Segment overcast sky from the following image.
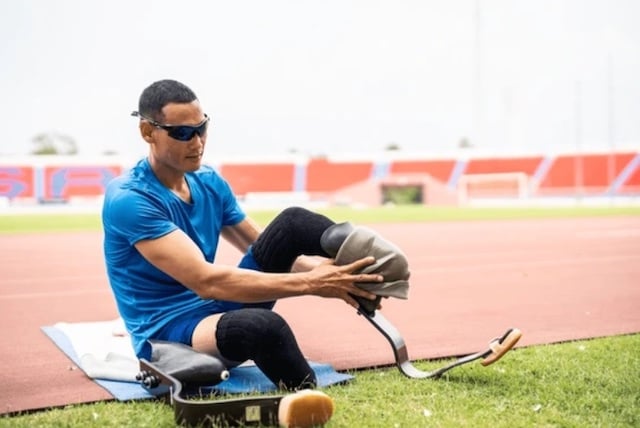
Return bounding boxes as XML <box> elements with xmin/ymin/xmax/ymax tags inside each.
<box><xmin>1</xmin><ymin>0</ymin><xmax>639</xmax><ymax>159</ymax></box>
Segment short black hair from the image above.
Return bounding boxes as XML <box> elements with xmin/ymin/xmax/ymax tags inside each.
<box><xmin>138</xmin><ymin>79</ymin><xmax>198</xmax><ymax>122</ymax></box>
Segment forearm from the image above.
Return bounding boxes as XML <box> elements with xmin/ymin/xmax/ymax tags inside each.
<box><xmin>192</xmin><ymin>265</ymin><xmax>312</xmax><ymax>303</ymax></box>
<box><xmin>191</xmin><ymin>256</ymin><xmax>382</xmax><ymax>309</ymax></box>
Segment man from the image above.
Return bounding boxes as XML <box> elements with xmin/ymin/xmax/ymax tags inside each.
<box><xmin>102</xmin><ymin>79</ymin><xmax>383</xmax><ymax>391</ymax></box>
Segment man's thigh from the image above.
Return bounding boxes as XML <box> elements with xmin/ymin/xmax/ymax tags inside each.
<box><xmin>191</xmin><ymin>313</ymin><xmax>225</xmax><ymax>355</ymax></box>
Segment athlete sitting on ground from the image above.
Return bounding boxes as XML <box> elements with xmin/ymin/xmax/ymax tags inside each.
<box><xmin>102</xmin><ymin>79</ymin><xmax>386</xmax><ymax>391</ymax></box>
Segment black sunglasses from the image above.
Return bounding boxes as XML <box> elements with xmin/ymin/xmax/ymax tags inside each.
<box><xmin>131</xmin><ymin>111</ymin><xmax>210</xmax><ymax>142</ymax></box>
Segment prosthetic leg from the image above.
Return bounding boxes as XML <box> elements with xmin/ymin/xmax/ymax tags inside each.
<box><xmin>136</xmin><ymin>341</ymin><xmax>334</xmax><ymax>427</ymax></box>
<box><xmin>321</xmin><ymin>222</ymin><xmax>523</xmax><ymax>379</ymax></box>
<box><xmin>356</xmin><ymin>302</ymin><xmax>522</xmax><ymax>379</ymax></box>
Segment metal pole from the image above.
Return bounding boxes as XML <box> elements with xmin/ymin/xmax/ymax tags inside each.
<box><xmin>607</xmin><ymin>52</ymin><xmax>616</xmax><ymax>200</ymax></box>
<box><xmin>472</xmin><ymin>0</ymin><xmax>483</xmax><ymax>148</ymax></box>
<box><xmin>574</xmin><ymin>81</ymin><xmax>583</xmax><ymax>201</ymax></box>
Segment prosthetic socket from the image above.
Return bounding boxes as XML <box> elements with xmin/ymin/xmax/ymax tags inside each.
<box><xmin>321</xmin><ymin>222</ymin><xmax>411</xmax><ymax>313</ymax></box>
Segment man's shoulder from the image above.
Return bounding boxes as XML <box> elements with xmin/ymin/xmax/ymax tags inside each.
<box><xmin>106</xmin><ymin>159</ymin><xmax>152</xmax><ymax>193</ymax></box>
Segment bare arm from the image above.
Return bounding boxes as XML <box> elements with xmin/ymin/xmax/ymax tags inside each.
<box><xmin>220</xmin><ymin>217</ymin><xmax>261</xmax><ymax>254</ymax></box>
<box><xmin>134</xmin><ymin>228</ymin><xmax>381</xmax><ymax>308</ymax></box>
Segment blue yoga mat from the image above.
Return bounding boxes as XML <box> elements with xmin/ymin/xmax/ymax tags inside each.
<box><xmin>42</xmin><ymin>325</ymin><xmax>353</xmax><ymax>401</ymax></box>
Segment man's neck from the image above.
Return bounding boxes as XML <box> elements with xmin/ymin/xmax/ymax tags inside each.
<box><xmin>147</xmin><ymin>157</ymin><xmax>191</xmax><ymax>202</ymax></box>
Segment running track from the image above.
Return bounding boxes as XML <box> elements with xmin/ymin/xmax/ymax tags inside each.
<box><xmin>1</xmin><ymin>216</ymin><xmax>639</xmax><ymax>414</ymax></box>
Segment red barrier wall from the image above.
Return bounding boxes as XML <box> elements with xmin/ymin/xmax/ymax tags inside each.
<box><xmin>539</xmin><ymin>153</ymin><xmax>635</xmax><ymax>192</ymax></box>
<box><xmin>306</xmin><ymin>159</ymin><xmax>373</xmax><ymax>192</ymax></box>
<box><xmin>0</xmin><ymin>165</ymin><xmax>121</xmax><ymax>201</ymax></box>
<box><xmin>219</xmin><ymin>163</ymin><xmax>295</xmax><ymax>195</ymax></box>
<box><xmin>0</xmin><ymin>166</ymin><xmax>35</xmax><ymax>198</ymax></box>
<box><xmin>465</xmin><ymin>156</ymin><xmax>543</xmax><ymax>175</ymax></box>
<box><xmin>623</xmin><ymin>168</ymin><xmax>640</xmax><ymax>186</ymax></box>
<box><xmin>389</xmin><ymin>160</ymin><xmax>456</xmax><ymax>182</ymax></box>
<box><xmin>1</xmin><ymin>151</ymin><xmax>638</xmax><ymax>201</ymax></box>
<box><xmin>620</xmin><ymin>154</ymin><xmax>640</xmax><ymax>193</ymax></box>
<box><xmin>43</xmin><ymin>165</ymin><xmax>122</xmax><ymax>199</ymax></box>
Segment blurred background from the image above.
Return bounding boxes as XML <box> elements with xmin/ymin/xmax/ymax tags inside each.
<box><xmin>2</xmin><ymin>0</ymin><xmax>639</xmax><ymax>157</ymax></box>
<box><xmin>1</xmin><ymin>0</ymin><xmax>639</xmax><ymax>208</ymax></box>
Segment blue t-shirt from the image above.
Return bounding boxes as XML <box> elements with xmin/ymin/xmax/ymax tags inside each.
<box><xmin>102</xmin><ymin>158</ymin><xmax>247</xmax><ymax>358</ymax></box>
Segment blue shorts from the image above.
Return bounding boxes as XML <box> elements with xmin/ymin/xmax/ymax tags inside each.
<box><xmin>152</xmin><ymin>247</ymin><xmax>275</xmax><ymax>347</ymax></box>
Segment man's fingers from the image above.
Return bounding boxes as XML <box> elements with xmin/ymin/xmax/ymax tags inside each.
<box><xmin>345</xmin><ymin>256</ymin><xmax>376</xmax><ymax>270</ymax></box>
<box><xmin>311</xmin><ymin>257</ymin><xmax>382</xmax><ymax>303</ymax></box>
<box><xmin>344</xmin><ymin>295</ymin><xmax>360</xmax><ymax>309</ymax></box>
<box><xmin>352</xmin><ymin>272</ymin><xmax>383</xmax><ymax>284</ymax></box>
<box><xmin>348</xmin><ymin>286</ymin><xmax>378</xmax><ymax>301</ymax></box>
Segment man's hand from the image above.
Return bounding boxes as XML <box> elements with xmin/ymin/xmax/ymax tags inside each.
<box><xmin>304</xmin><ymin>256</ymin><xmax>382</xmax><ymax>308</ymax></box>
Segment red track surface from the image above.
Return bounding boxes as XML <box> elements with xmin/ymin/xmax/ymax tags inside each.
<box><xmin>1</xmin><ymin>216</ymin><xmax>639</xmax><ymax>414</ymax></box>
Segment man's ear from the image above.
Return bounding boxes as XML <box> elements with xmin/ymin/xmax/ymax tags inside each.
<box><xmin>140</xmin><ymin>121</ymin><xmax>155</xmax><ymax>144</ymax></box>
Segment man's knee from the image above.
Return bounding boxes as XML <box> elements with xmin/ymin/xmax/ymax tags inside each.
<box><xmin>215</xmin><ymin>308</ymin><xmax>290</xmax><ymax>361</ymax></box>
<box><xmin>215</xmin><ymin>308</ymin><xmax>316</xmax><ymax>389</ymax></box>
<box><xmin>251</xmin><ymin>207</ymin><xmax>336</xmax><ymax>272</ymax></box>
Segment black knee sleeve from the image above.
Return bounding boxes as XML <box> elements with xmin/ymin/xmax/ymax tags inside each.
<box><xmin>251</xmin><ymin>207</ymin><xmax>336</xmax><ymax>273</ymax></box>
<box><xmin>215</xmin><ymin>308</ymin><xmax>316</xmax><ymax>390</ymax></box>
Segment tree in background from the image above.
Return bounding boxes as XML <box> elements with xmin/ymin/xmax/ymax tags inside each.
<box><xmin>31</xmin><ymin>132</ymin><xmax>78</xmax><ymax>155</ymax></box>
<box><xmin>385</xmin><ymin>142</ymin><xmax>401</xmax><ymax>151</ymax></box>
<box><xmin>458</xmin><ymin>137</ymin><xmax>473</xmax><ymax>149</ymax></box>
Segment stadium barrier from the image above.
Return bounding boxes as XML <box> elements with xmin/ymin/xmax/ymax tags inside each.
<box><xmin>1</xmin><ymin>151</ymin><xmax>638</xmax><ymax>211</ymax></box>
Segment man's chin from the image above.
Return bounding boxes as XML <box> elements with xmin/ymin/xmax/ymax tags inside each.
<box><xmin>184</xmin><ymin>157</ymin><xmax>202</xmax><ymax>171</ymax></box>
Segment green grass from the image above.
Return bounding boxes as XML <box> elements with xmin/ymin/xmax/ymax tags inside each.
<box><xmin>1</xmin><ymin>205</ymin><xmax>639</xmax><ymax>234</ymax></box>
<box><xmin>0</xmin><ymin>213</ymin><xmax>102</xmax><ymax>233</ymax></box>
<box><xmin>3</xmin><ymin>334</ymin><xmax>639</xmax><ymax>427</ymax></box>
